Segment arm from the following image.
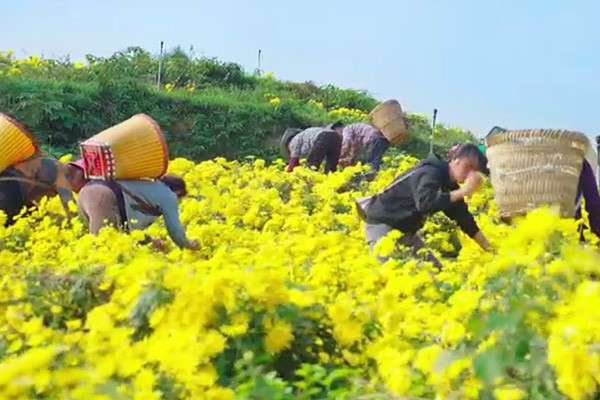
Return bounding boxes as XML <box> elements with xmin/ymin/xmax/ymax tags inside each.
<box><xmin>287</xmin><ymin>157</ymin><xmax>300</xmax><ymax>172</ymax></box>
<box><xmin>53</xmin><ymin>162</ymin><xmax>78</xmax><ymax>218</ymax></box>
<box><xmin>443</xmin><ymin>200</ymin><xmax>479</xmax><ymax>237</ymax></box>
<box><xmin>413</xmin><ymin>168</ymin><xmax>490</xmax><ymax>248</ymax></box>
<box><xmin>412</xmin><ymin>167</ymin><xmax>478</xmax><ymax>213</ymax></box>
<box><xmin>473</xmin><ymin>231</ymin><xmax>492</xmax><ymax>250</ymax></box>
<box><xmin>443</xmin><ymin>199</ymin><xmax>491</xmax><ymax>250</ymax></box>
<box><xmin>287</xmin><ymin>137</ymin><xmax>302</xmax><ymax>172</ymax></box>
<box><xmin>412</xmin><ymin>167</ymin><xmax>460</xmax><ymax>214</ymax></box>
<box><xmin>159</xmin><ymin>192</ymin><xmax>192</xmax><ymax>249</ymax></box>
<box><xmin>339</xmin><ymin>127</ymin><xmax>356</xmax><ymax>165</ymax></box>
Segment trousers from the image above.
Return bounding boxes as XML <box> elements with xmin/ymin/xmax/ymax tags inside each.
<box><xmin>364</xmin><ymin>222</ymin><xmax>443</xmax><ymax>269</ymax></box>
<box><xmin>306</xmin><ymin>131</ymin><xmax>342</xmax><ymax>173</ymax></box>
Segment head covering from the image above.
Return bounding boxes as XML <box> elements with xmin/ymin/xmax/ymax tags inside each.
<box><xmin>68</xmin><ymin>158</ymin><xmax>86</xmax><ymax>170</ymax></box>
<box><xmin>280</xmin><ymin>128</ymin><xmax>303</xmax><ymax>156</ymax></box>
<box><xmin>326</xmin><ymin>120</ymin><xmax>344</xmax><ymax>130</ymax></box>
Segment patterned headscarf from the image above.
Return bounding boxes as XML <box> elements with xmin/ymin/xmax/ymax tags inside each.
<box><xmin>68</xmin><ymin>158</ymin><xmax>86</xmax><ymax>170</ymax></box>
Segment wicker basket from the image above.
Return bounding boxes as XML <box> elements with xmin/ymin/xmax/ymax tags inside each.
<box><xmin>368</xmin><ymin>100</ymin><xmax>408</xmax><ymax>146</ymax></box>
<box><xmin>0</xmin><ymin>113</ymin><xmax>38</xmax><ymax>174</ymax></box>
<box><xmin>80</xmin><ymin>114</ymin><xmax>168</xmax><ymax>180</ymax></box>
<box><xmin>486</xmin><ymin>129</ymin><xmax>589</xmax><ymax>218</ymax></box>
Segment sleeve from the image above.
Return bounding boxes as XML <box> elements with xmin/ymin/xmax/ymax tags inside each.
<box><xmin>54</xmin><ymin>162</ymin><xmax>76</xmax><ymax>216</ymax></box>
<box><xmin>443</xmin><ymin>201</ymin><xmax>480</xmax><ymax>238</ymax></box>
<box><xmin>580</xmin><ymin>160</ymin><xmax>600</xmax><ymax>235</ymax></box>
<box><xmin>411</xmin><ymin>167</ymin><xmax>452</xmax><ymax>214</ymax></box>
<box><xmin>159</xmin><ymin>191</ymin><xmax>189</xmax><ymax>248</ymax></box>
<box><xmin>287</xmin><ymin>157</ymin><xmax>300</xmax><ymax>172</ymax></box>
<box><xmin>289</xmin><ymin>136</ymin><xmax>302</xmax><ymax>158</ymax></box>
<box><xmin>339</xmin><ymin>126</ymin><xmax>356</xmax><ymax>163</ymax></box>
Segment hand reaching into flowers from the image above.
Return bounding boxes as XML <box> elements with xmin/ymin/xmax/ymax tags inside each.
<box><xmin>150</xmin><ymin>238</ymin><xmax>167</xmax><ymax>251</ymax></box>
<box><xmin>186</xmin><ymin>239</ymin><xmax>200</xmax><ymax>250</ymax></box>
<box><xmin>150</xmin><ymin>237</ymin><xmax>199</xmax><ymax>251</ymax></box>
<box><xmin>473</xmin><ymin>231</ymin><xmax>493</xmax><ymax>252</ymax></box>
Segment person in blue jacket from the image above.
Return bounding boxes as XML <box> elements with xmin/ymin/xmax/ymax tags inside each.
<box><xmin>77</xmin><ymin>174</ymin><xmax>199</xmax><ymax>250</ymax></box>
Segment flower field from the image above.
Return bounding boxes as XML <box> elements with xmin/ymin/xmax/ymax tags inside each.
<box><xmin>0</xmin><ymin>154</ymin><xmax>599</xmax><ymax>400</ymax></box>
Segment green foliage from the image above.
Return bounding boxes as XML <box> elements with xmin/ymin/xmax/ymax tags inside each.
<box><xmin>229</xmin><ymin>353</ymin><xmax>381</xmax><ymax>400</ymax></box>
<box><xmin>388</xmin><ymin>114</ymin><xmax>477</xmax><ymax>160</ymax></box>
<box><xmin>129</xmin><ymin>284</ymin><xmax>174</xmax><ymax>341</ymax></box>
<box><xmin>0</xmin><ymin>47</ymin><xmax>476</xmax><ymax>161</ymax></box>
<box><xmin>21</xmin><ymin>267</ymin><xmax>111</xmax><ymax>331</ymax></box>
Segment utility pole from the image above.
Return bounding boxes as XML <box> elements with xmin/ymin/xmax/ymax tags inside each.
<box><xmin>257</xmin><ymin>49</ymin><xmax>262</xmax><ymax>76</ymax></box>
<box><xmin>429</xmin><ymin>109</ymin><xmax>438</xmax><ymax>155</ymax></box>
<box><xmin>157</xmin><ymin>41</ymin><xmax>164</xmax><ymax>89</ymax></box>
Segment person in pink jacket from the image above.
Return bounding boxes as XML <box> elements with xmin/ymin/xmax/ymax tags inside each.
<box><xmin>339</xmin><ymin>122</ymin><xmax>390</xmax><ymax>172</ymax></box>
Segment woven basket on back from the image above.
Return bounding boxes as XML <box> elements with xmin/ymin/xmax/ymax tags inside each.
<box><xmin>486</xmin><ymin>129</ymin><xmax>589</xmax><ymax>218</ymax></box>
<box><xmin>80</xmin><ymin>114</ymin><xmax>169</xmax><ymax>180</ymax></box>
<box><xmin>368</xmin><ymin>100</ymin><xmax>408</xmax><ymax>146</ymax></box>
<box><xmin>0</xmin><ymin>113</ymin><xmax>38</xmax><ymax>174</ymax></box>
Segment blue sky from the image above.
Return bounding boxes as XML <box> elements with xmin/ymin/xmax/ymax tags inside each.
<box><xmin>3</xmin><ymin>0</ymin><xmax>599</xmax><ymax>138</ymax></box>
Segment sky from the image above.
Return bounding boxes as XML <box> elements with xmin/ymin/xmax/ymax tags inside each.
<box><xmin>3</xmin><ymin>0</ymin><xmax>600</xmax><ymax>138</ymax></box>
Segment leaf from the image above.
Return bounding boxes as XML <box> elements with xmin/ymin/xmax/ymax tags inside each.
<box><xmin>483</xmin><ymin>310</ymin><xmax>523</xmax><ymax>335</ymax></box>
<box><xmin>323</xmin><ymin>368</ymin><xmax>352</xmax><ymax>387</ymax></box>
<box><xmin>473</xmin><ymin>347</ymin><xmax>506</xmax><ymax>384</ymax></box>
<box><xmin>514</xmin><ymin>338</ymin><xmax>531</xmax><ymax>360</ymax></box>
<box><xmin>128</xmin><ymin>285</ymin><xmax>174</xmax><ymax>340</ymax></box>
<box><xmin>433</xmin><ymin>349</ymin><xmax>459</xmax><ymax>374</ymax></box>
<box><xmin>466</xmin><ymin>313</ymin><xmax>484</xmax><ymax>335</ymax></box>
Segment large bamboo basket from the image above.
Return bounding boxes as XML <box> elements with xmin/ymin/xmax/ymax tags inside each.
<box><xmin>80</xmin><ymin>114</ymin><xmax>168</xmax><ymax>180</ymax></box>
<box><xmin>486</xmin><ymin>129</ymin><xmax>589</xmax><ymax>218</ymax></box>
<box><xmin>0</xmin><ymin>113</ymin><xmax>38</xmax><ymax>174</ymax></box>
<box><xmin>368</xmin><ymin>100</ymin><xmax>408</xmax><ymax>146</ymax></box>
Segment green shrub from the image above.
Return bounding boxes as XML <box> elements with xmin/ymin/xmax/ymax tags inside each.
<box><xmin>0</xmin><ymin>47</ymin><xmax>477</xmax><ymax>161</ymax></box>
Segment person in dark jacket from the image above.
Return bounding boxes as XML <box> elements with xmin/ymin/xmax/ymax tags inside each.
<box><xmin>575</xmin><ymin>158</ymin><xmax>600</xmax><ymax>241</ymax></box>
<box><xmin>357</xmin><ymin>143</ymin><xmax>492</xmax><ymax>267</ymax></box>
<box><xmin>0</xmin><ymin>167</ymin><xmax>25</xmax><ymax>227</ymax></box>
<box><xmin>0</xmin><ymin>155</ymin><xmax>87</xmax><ymax>227</ymax></box>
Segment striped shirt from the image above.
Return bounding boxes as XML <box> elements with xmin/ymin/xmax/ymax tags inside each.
<box><xmin>288</xmin><ymin>127</ymin><xmax>332</xmax><ymax>158</ymax></box>
<box><xmin>340</xmin><ymin>123</ymin><xmax>385</xmax><ymax>163</ymax></box>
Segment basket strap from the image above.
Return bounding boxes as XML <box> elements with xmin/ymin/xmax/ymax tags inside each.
<box><xmin>115</xmin><ymin>183</ymin><xmax>162</xmax><ymax>216</ymax></box>
<box><xmin>0</xmin><ymin>177</ymin><xmax>54</xmax><ymax>189</ymax></box>
<box><xmin>354</xmin><ymin>168</ymin><xmax>420</xmax><ymax>215</ymax></box>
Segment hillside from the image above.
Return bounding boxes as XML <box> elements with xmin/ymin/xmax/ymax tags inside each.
<box><xmin>0</xmin><ymin>46</ymin><xmax>475</xmax><ymax>161</ymax></box>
